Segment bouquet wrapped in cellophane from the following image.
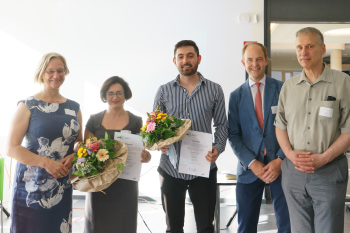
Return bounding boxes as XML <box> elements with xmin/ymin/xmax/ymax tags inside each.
<box><xmin>138</xmin><ymin>106</ymin><xmax>191</xmax><ymax>150</ymax></box>
<box><xmin>69</xmin><ymin>132</ymin><xmax>128</xmax><ymax>192</ymax></box>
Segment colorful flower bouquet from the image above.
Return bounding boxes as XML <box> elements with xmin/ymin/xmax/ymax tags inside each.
<box><xmin>138</xmin><ymin>106</ymin><xmax>191</xmax><ymax>150</ymax></box>
<box><xmin>70</xmin><ymin>132</ymin><xmax>128</xmax><ymax>192</ymax></box>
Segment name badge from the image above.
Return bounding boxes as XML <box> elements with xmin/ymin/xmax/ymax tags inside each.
<box><xmin>271</xmin><ymin>106</ymin><xmax>278</xmax><ymax>114</ymax></box>
<box><xmin>65</xmin><ymin>109</ymin><xmax>76</xmax><ymax>117</ymax></box>
<box><xmin>319</xmin><ymin>107</ymin><xmax>333</xmax><ymax>118</ymax></box>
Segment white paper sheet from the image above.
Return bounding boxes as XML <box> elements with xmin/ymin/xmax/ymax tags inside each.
<box><xmin>114</xmin><ymin>132</ymin><xmax>143</xmax><ymax>181</ymax></box>
<box><xmin>178</xmin><ymin>130</ymin><xmax>212</xmax><ymax>178</ymax></box>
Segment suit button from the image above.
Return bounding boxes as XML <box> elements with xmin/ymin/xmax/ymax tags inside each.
<box><xmin>263</xmin><ymin>134</ymin><xmax>266</xmax><ymax>138</ymax></box>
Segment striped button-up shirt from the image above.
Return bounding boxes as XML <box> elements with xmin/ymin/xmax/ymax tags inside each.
<box><xmin>153</xmin><ymin>73</ymin><xmax>228</xmax><ymax>180</ymax></box>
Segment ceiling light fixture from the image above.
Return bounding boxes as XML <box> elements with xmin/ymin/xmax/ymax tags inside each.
<box><xmin>270</xmin><ymin>23</ymin><xmax>279</xmax><ymax>33</ymax></box>
<box><xmin>324</xmin><ymin>28</ymin><xmax>350</xmax><ymax>36</ymax></box>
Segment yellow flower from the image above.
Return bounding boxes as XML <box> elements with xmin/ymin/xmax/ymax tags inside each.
<box><xmin>86</xmin><ymin>137</ymin><xmax>97</xmax><ymax>143</ymax></box>
<box><xmin>96</xmin><ymin>149</ymin><xmax>109</xmax><ymax>162</ymax></box>
<box><xmin>77</xmin><ymin>148</ymin><xmax>88</xmax><ymax>158</ymax></box>
<box><xmin>156</xmin><ymin>113</ymin><xmax>167</xmax><ymax>120</ymax></box>
<box><xmin>141</xmin><ymin>124</ymin><xmax>147</xmax><ymax>132</ymax></box>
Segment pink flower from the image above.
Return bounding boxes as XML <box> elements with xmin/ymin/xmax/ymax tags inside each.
<box><xmin>86</xmin><ymin>140</ymin><xmax>100</xmax><ymax>152</ymax></box>
<box><xmin>146</xmin><ymin>122</ymin><xmax>156</xmax><ymax>132</ymax></box>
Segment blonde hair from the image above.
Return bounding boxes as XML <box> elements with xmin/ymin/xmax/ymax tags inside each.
<box><xmin>242</xmin><ymin>42</ymin><xmax>268</xmax><ymax>60</ymax></box>
<box><xmin>34</xmin><ymin>52</ymin><xmax>70</xmax><ymax>84</ymax></box>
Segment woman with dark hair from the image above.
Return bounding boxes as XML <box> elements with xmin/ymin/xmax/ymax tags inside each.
<box><xmin>7</xmin><ymin>52</ymin><xmax>82</xmax><ymax>233</ymax></box>
<box><xmin>84</xmin><ymin>76</ymin><xmax>151</xmax><ymax>233</ymax></box>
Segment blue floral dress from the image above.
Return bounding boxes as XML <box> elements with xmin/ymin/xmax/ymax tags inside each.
<box><xmin>10</xmin><ymin>96</ymin><xmax>80</xmax><ymax>233</ymax></box>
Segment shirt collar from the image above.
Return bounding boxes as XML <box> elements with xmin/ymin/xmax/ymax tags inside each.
<box><xmin>296</xmin><ymin>63</ymin><xmax>335</xmax><ymax>85</ymax></box>
<box><xmin>249</xmin><ymin>75</ymin><xmax>266</xmax><ymax>87</ymax></box>
<box><xmin>173</xmin><ymin>72</ymin><xmax>206</xmax><ymax>86</ymax></box>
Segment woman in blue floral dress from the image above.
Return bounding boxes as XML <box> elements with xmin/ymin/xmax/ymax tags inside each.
<box><xmin>7</xmin><ymin>52</ymin><xmax>82</xmax><ymax>233</ymax></box>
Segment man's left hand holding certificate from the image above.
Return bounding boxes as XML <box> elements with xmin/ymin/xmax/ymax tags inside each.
<box><xmin>114</xmin><ymin>132</ymin><xmax>144</xmax><ymax>181</ymax></box>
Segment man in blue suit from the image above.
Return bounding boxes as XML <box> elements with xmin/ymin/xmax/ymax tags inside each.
<box><xmin>228</xmin><ymin>42</ymin><xmax>290</xmax><ymax>233</ymax></box>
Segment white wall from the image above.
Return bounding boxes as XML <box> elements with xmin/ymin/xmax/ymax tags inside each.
<box><xmin>0</xmin><ymin>0</ymin><xmax>264</xmax><ymax>202</ymax></box>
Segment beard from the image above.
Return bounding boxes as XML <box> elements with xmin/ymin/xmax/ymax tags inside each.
<box><xmin>178</xmin><ymin>63</ymin><xmax>199</xmax><ymax>76</ymax></box>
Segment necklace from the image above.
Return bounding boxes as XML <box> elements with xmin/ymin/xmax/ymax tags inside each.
<box><xmin>40</xmin><ymin>91</ymin><xmax>64</xmax><ymax>103</ymax></box>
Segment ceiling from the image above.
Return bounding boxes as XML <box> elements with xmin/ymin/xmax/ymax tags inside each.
<box><xmin>271</xmin><ymin>23</ymin><xmax>350</xmax><ymax>71</ymax></box>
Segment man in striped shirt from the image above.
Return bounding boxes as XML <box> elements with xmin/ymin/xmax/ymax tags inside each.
<box><xmin>154</xmin><ymin>40</ymin><xmax>228</xmax><ymax>233</ymax></box>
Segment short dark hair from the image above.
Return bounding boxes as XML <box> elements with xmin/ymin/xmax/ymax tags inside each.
<box><xmin>296</xmin><ymin>27</ymin><xmax>324</xmax><ymax>46</ymax></box>
<box><xmin>100</xmin><ymin>76</ymin><xmax>132</xmax><ymax>102</ymax></box>
<box><xmin>174</xmin><ymin>40</ymin><xmax>200</xmax><ymax>57</ymax></box>
<box><xmin>242</xmin><ymin>42</ymin><xmax>268</xmax><ymax>60</ymax></box>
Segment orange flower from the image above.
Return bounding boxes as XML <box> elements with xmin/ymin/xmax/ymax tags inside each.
<box><xmin>96</xmin><ymin>149</ymin><xmax>109</xmax><ymax>162</ymax></box>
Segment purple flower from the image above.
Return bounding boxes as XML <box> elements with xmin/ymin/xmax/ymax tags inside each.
<box><xmin>87</xmin><ymin>149</ymin><xmax>92</xmax><ymax>155</ymax></box>
<box><xmin>77</xmin><ymin>158</ymin><xmax>86</xmax><ymax>162</ymax></box>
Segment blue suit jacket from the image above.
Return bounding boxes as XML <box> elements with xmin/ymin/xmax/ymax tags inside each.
<box><xmin>228</xmin><ymin>76</ymin><xmax>285</xmax><ymax>184</ymax></box>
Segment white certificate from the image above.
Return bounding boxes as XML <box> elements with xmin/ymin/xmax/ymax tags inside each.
<box><xmin>178</xmin><ymin>130</ymin><xmax>212</xmax><ymax>178</ymax></box>
<box><xmin>114</xmin><ymin>132</ymin><xmax>143</xmax><ymax>181</ymax></box>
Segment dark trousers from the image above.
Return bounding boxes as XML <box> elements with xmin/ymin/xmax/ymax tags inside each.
<box><xmin>158</xmin><ymin>167</ymin><xmax>217</xmax><ymax>233</ymax></box>
<box><xmin>236</xmin><ymin>168</ymin><xmax>291</xmax><ymax>233</ymax></box>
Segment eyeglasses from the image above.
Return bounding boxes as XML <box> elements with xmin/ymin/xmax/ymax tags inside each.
<box><xmin>107</xmin><ymin>91</ymin><xmax>125</xmax><ymax>98</ymax></box>
<box><xmin>45</xmin><ymin>69</ymin><xmax>66</xmax><ymax>75</ymax></box>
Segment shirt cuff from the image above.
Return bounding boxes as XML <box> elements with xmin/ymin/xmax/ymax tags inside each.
<box><xmin>248</xmin><ymin>159</ymin><xmax>256</xmax><ymax>169</ymax></box>
<box><xmin>274</xmin><ymin>120</ymin><xmax>287</xmax><ymax>131</ymax></box>
<box><xmin>213</xmin><ymin>143</ymin><xmax>224</xmax><ymax>155</ymax></box>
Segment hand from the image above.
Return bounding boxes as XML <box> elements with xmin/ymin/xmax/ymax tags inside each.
<box><xmin>262</xmin><ymin>158</ymin><xmax>282</xmax><ymax>183</ymax></box>
<box><xmin>206</xmin><ymin>146</ymin><xmax>219</xmax><ymax>163</ymax></box>
<box><xmin>286</xmin><ymin>150</ymin><xmax>311</xmax><ymax>165</ymax></box>
<box><xmin>160</xmin><ymin>146</ymin><xmax>169</xmax><ymax>154</ymax></box>
<box><xmin>296</xmin><ymin>153</ymin><xmax>327</xmax><ymax>173</ymax></box>
<box><xmin>249</xmin><ymin>160</ymin><xmax>266</xmax><ymax>182</ymax></box>
<box><xmin>141</xmin><ymin>149</ymin><xmax>151</xmax><ymax>163</ymax></box>
<box><xmin>286</xmin><ymin>150</ymin><xmax>314</xmax><ymax>173</ymax></box>
<box><xmin>61</xmin><ymin>154</ymin><xmax>74</xmax><ymax>170</ymax></box>
<box><xmin>45</xmin><ymin>158</ymin><xmax>70</xmax><ymax>178</ymax></box>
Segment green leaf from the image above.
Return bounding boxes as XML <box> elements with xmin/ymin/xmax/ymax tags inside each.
<box><xmin>163</xmin><ymin>117</ymin><xmax>172</xmax><ymax>124</ymax></box>
<box><xmin>175</xmin><ymin>118</ymin><xmax>185</xmax><ymax>127</ymax></box>
<box><xmin>90</xmin><ymin>171</ymin><xmax>98</xmax><ymax>176</ymax></box>
<box><xmin>104</xmin><ymin>131</ymin><xmax>110</xmax><ymax>140</ymax></box>
<box><xmin>163</xmin><ymin>129</ymin><xmax>176</xmax><ymax>139</ymax></box>
<box><xmin>117</xmin><ymin>163</ymin><xmax>124</xmax><ymax>171</ymax></box>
